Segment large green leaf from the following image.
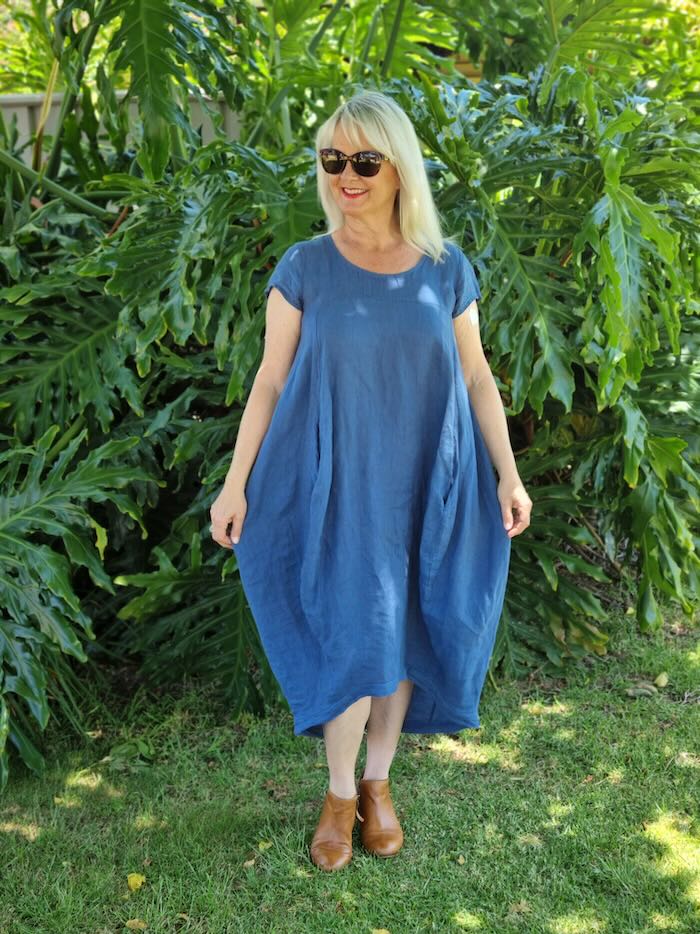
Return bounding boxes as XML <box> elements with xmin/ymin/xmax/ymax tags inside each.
<box><xmin>541</xmin><ymin>0</ymin><xmax>671</xmax><ymax>96</ymax></box>
<box><xmin>0</xmin><ymin>425</ymin><xmax>153</xmax><ymax>788</ymax></box>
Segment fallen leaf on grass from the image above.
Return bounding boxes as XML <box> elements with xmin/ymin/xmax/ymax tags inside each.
<box><xmin>626</xmin><ymin>686</ymin><xmax>657</xmax><ymax>698</ymax></box>
<box><xmin>257</xmin><ymin>840</ymin><xmax>273</xmax><ymax>851</ymax></box>
<box><xmin>675</xmin><ymin>751</ymin><xmax>700</xmax><ymax>768</ymax></box>
<box><xmin>125</xmin><ymin>921</ymin><xmax>147</xmax><ymax>931</ymax></box>
<box><xmin>637</xmin><ymin>680</ymin><xmax>659</xmax><ymax>692</ymax></box>
<box><xmin>127</xmin><ymin>873</ymin><xmax>146</xmax><ymax>892</ymax></box>
<box><xmin>243</xmin><ymin>858</ymin><xmax>256</xmax><ymax>868</ymax></box>
<box><xmin>456</xmin><ymin>854</ymin><xmax>465</xmax><ymax>864</ymax></box>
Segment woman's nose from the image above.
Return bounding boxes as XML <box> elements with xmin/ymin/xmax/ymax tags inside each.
<box><xmin>340</xmin><ymin>161</ymin><xmax>361</xmax><ymax>182</ymax></box>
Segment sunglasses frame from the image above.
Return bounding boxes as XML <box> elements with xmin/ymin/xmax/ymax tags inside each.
<box><xmin>318</xmin><ymin>147</ymin><xmax>391</xmax><ymax>177</ymax></box>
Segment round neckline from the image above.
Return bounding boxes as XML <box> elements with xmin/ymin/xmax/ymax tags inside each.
<box><xmin>325</xmin><ymin>232</ymin><xmax>428</xmax><ymax>277</ymax></box>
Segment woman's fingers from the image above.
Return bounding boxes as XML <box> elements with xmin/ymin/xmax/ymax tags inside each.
<box><xmin>210</xmin><ymin>515</ymin><xmax>233</xmax><ymax>548</ymax></box>
<box><xmin>498</xmin><ymin>482</ymin><xmax>533</xmax><ymax>539</ymax></box>
<box><xmin>506</xmin><ymin>508</ymin><xmax>526</xmax><ymax>538</ymax></box>
<box><xmin>211</xmin><ymin>523</ymin><xmax>232</xmax><ymax>547</ymax></box>
<box><xmin>506</xmin><ymin>496</ymin><xmax>532</xmax><ymax>538</ymax></box>
<box><xmin>210</xmin><ymin>513</ymin><xmax>246</xmax><ymax>548</ymax></box>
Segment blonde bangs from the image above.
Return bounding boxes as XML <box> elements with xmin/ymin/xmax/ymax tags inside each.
<box><xmin>313</xmin><ymin>89</ymin><xmax>458</xmax><ymax>264</ymax></box>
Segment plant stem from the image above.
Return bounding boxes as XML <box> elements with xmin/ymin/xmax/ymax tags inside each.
<box><xmin>0</xmin><ymin>148</ymin><xmax>113</xmax><ymax>220</ymax></box>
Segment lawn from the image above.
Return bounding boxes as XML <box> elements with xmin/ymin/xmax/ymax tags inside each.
<box><xmin>1</xmin><ymin>605</ymin><xmax>698</xmax><ymax>934</ymax></box>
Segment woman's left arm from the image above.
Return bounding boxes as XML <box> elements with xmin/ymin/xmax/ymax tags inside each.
<box><xmin>453</xmin><ymin>300</ymin><xmax>533</xmax><ymax>539</ymax></box>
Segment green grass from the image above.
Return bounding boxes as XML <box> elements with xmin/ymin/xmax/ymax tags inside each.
<box><xmin>1</xmin><ymin>606</ymin><xmax>698</xmax><ymax>934</ymax></box>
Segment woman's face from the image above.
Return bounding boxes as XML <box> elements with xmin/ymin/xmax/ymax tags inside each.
<box><xmin>328</xmin><ymin>125</ymin><xmax>400</xmax><ymax>220</ymax></box>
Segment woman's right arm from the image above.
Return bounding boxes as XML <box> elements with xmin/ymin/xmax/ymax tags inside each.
<box><xmin>210</xmin><ymin>287</ymin><xmax>302</xmax><ymax>547</ymax></box>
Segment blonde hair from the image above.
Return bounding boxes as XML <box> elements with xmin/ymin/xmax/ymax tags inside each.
<box><xmin>312</xmin><ymin>89</ymin><xmax>457</xmax><ymax>264</ymax></box>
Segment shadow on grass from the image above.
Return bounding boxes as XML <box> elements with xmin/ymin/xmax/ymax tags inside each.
<box><xmin>1</xmin><ymin>603</ymin><xmax>697</xmax><ymax>934</ymax></box>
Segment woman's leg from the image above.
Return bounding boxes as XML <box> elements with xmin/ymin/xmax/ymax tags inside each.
<box><xmin>362</xmin><ymin>679</ymin><xmax>414</xmax><ymax>780</ymax></box>
<box><xmin>323</xmin><ymin>695</ymin><xmax>372</xmax><ymax>798</ymax></box>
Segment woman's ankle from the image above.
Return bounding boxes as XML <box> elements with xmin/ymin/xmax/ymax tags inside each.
<box><xmin>361</xmin><ymin>765</ymin><xmax>390</xmax><ymax>780</ymax></box>
<box><xmin>328</xmin><ymin>780</ymin><xmax>358</xmax><ymax>798</ymax></box>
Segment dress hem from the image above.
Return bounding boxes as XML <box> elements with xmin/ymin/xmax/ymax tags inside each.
<box><xmin>291</xmin><ymin>667</ymin><xmax>482</xmax><ymax>738</ymax></box>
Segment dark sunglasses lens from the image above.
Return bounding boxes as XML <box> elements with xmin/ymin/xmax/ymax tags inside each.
<box><xmin>320</xmin><ymin>150</ymin><xmax>344</xmax><ymax>174</ymax></box>
<box><xmin>354</xmin><ymin>162</ymin><xmax>380</xmax><ymax>177</ymax></box>
<box><xmin>354</xmin><ymin>152</ymin><xmax>382</xmax><ymax>177</ymax></box>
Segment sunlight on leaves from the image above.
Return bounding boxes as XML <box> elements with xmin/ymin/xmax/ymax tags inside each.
<box><xmin>521</xmin><ymin>701</ymin><xmax>571</xmax><ymax>717</ymax></box>
<box><xmin>549</xmin><ymin>914</ymin><xmax>606</xmax><ymax>933</ymax></box>
<box><xmin>134</xmin><ymin>815</ymin><xmax>168</xmax><ymax>830</ymax></box>
<box><xmin>516</xmin><ymin>833</ymin><xmax>543</xmax><ymax>848</ymax></box>
<box><xmin>66</xmin><ymin>770</ymin><xmax>103</xmax><ymax>789</ymax></box>
<box><xmin>452</xmin><ymin>910</ymin><xmax>483</xmax><ymax>929</ymax></box>
<box><xmin>643</xmin><ymin>812</ymin><xmax>700</xmax><ymax>906</ymax></box>
<box><xmin>52</xmin><ymin>794</ymin><xmax>81</xmax><ymax>808</ymax></box>
<box><xmin>429</xmin><ymin>734</ymin><xmax>520</xmax><ymax>770</ymax></box>
<box><xmin>649</xmin><ymin>912</ymin><xmax>684</xmax><ymax>929</ymax></box>
<box><xmin>0</xmin><ymin>819</ymin><xmax>41</xmax><ymax>842</ymax></box>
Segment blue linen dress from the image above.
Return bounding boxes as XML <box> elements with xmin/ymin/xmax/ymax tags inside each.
<box><xmin>231</xmin><ymin>232</ymin><xmax>511</xmax><ymax>738</ymax></box>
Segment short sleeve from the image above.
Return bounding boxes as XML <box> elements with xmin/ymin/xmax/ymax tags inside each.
<box><xmin>264</xmin><ymin>243</ymin><xmax>304</xmax><ymax>312</ymax></box>
<box><xmin>452</xmin><ymin>247</ymin><xmax>482</xmax><ymax>318</ymax></box>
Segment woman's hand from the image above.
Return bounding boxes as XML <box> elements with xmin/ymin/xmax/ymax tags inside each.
<box><xmin>210</xmin><ymin>484</ymin><xmax>247</xmax><ymax>548</ymax></box>
<box><xmin>497</xmin><ymin>475</ymin><xmax>532</xmax><ymax>539</ymax></box>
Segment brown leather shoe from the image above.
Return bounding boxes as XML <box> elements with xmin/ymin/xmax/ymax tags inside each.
<box><xmin>309</xmin><ymin>789</ymin><xmax>361</xmax><ymax>871</ymax></box>
<box><xmin>357</xmin><ymin>778</ymin><xmax>404</xmax><ymax>857</ymax></box>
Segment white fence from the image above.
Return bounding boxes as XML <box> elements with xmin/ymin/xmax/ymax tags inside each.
<box><xmin>0</xmin><ymin>90</ymin><xmax>242</xmax><ymax>165</ymax></box>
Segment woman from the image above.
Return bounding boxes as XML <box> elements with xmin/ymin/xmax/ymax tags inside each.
<box><xmin>210</xmin><ymin>90</ymin><xmax>532</xmax><ymax>871</ymax></box>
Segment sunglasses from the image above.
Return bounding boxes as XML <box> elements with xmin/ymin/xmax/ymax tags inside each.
<box><xmin>319</xmin><ymin>148</ymin><xmax>391</xmax><ymax>178</ymax></box>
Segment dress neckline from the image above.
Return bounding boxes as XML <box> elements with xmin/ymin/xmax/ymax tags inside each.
<box><xmin>325</xmin><ymin>232</ymin><xmax>428</xmax><ymax>277</ymax></box>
